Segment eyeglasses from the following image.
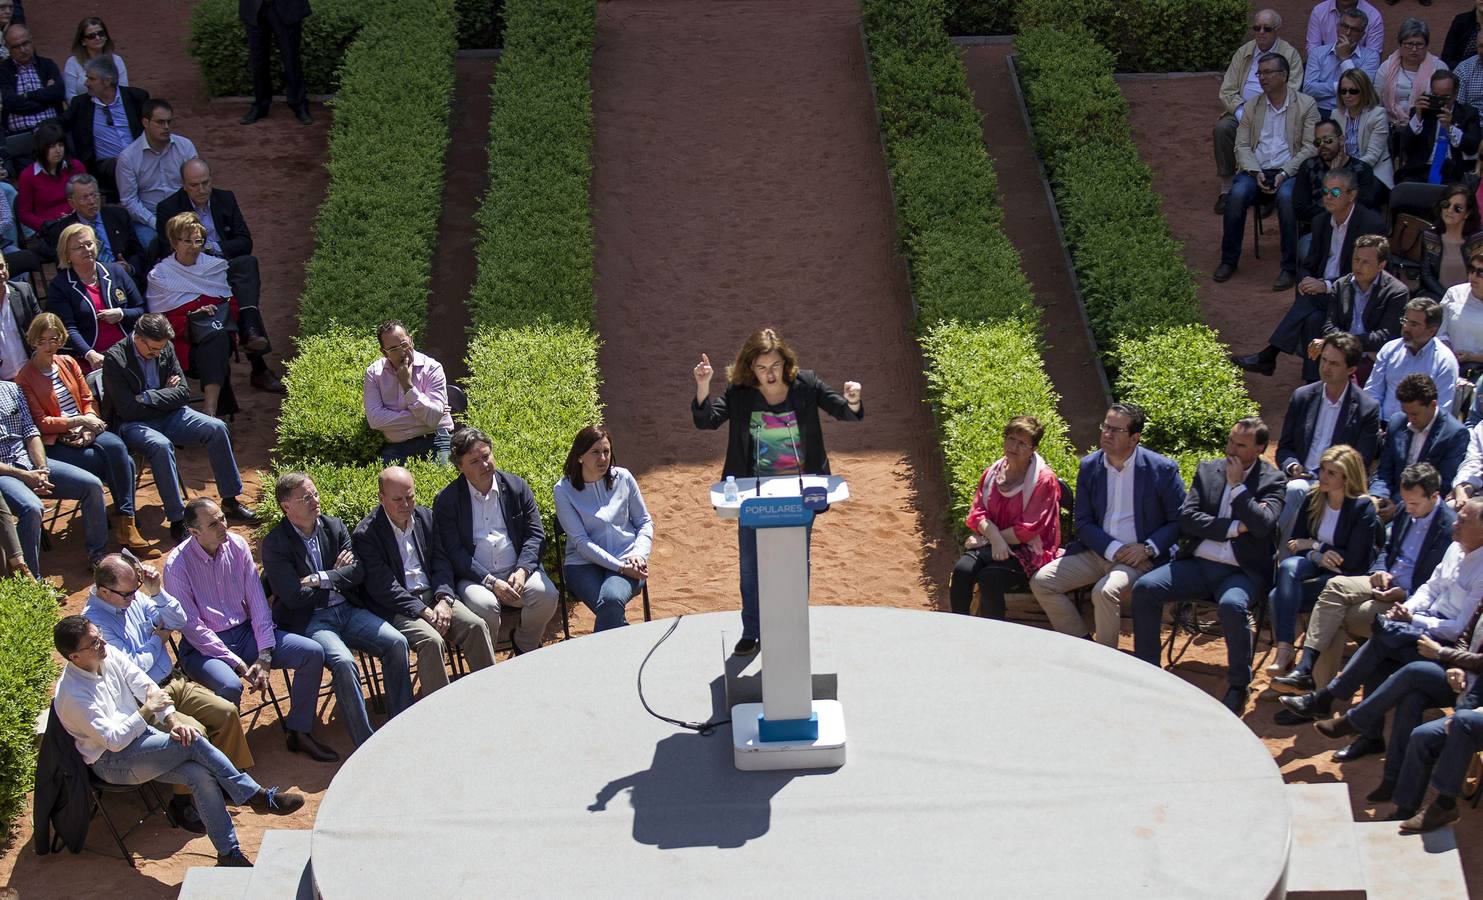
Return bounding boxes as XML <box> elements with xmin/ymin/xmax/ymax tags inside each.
<box><xmin>1450</xmin><ymin>203</ymin><xmax>1467</xmax><ymax>213</ymax></box>
<box><xmin>1314</xmin><ymin>136</ymin><xmax>1338</xmax><ymax>146</ymax></box>
<box><xmin>291</xmin><ymin>491</ymin><xmax>321</xmax><ymax>505</ymax></box>
<box><xmin>83</xmin><ymin>30</ymin><xmax>106</xmax><ymax>40</ymax></box>
<box><xmin>381</xmin><ymin>339</ymin><xmax>412</xmax><ymax>355</ymax></box>
<box><xmin>1003</xmin><ymin>436</ymin><xmax>1032</xmax><ymax>452</ymax></box>
<box><xmin>1338</xmin><ymin>87</ymin><xmax>1361</xmax><ymax>96</ymax></box>
<box><xmin>1469</xmin><ymin>266</ymin><xmax>1483</xmax><ymax>276</ymax></box>
<box><xmin>35</xmin><ymin>334</ymin><xmax>64</xmax><ymax>346</ymax></box>
<box><xmin>180</xmin><ymin>238</ymin><xmax>205</xmax><ymax>247</ymax></box>
<box><xmin>1099</xmin><ymin>422</ymin><xmax>1129</xmax><ymax>435</ymax></box>
<box><xmin>74</xmin><ymin>635</ymin><xmax>104</xmax><ymax>655</ymax></box>
<box><xmin>1251</xmin><ymin>24</ymin><xmax>1275</xmax><ymax>32</ymax></box>
<box><xmin>1257</xmin><ymin>68</ymin><xmax>1284</xmax><ymax>78</ymax></box>
<box><xmin>1401</xmin><ymin>40</ymin><xmax>1427</xmax><ymax>50</ymax></box>
<box><xmin>103</xmin><ymin>582</ymin><xmax>139</xmax><ymax>600</ymax></box>
<box><xmin>1321</xmin><ymin>187</ymin><xmax>1348</xmax><ymax>197</ymax></box>
<box><xmin>100</xmin><ymin>105</ymin><xmax>113</xmax><ymax>127</ymax></box>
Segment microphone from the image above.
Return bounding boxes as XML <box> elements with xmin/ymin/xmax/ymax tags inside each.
<box><xmin>783</xmin><ymin>395</ymin><xmax>828</xmax><ymax>512</ymax></box>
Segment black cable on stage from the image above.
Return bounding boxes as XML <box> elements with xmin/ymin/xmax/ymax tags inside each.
<box><xmin>637</xmin><ymin>615</ymin><xmax>731</xmax><ymax>736</ymax></box>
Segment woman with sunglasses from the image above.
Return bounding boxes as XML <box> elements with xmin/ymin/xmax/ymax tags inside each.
<box><xmin>1378</xmin><ymin>18</ymin><xmax>1446</xmax><ymax>127</ymax></box>
<box><xmin>1419</xmin><ymin>185</ymin><xmax>1481</xmax><ymax>301</ymax></box>
<box><xmin>1335</xmin><ymin>69</ymin><xmax>1392</xmax><ymax>196</ymax></box>
<box><xmin>64</xmin><ymin>17</ymin><xmax>126</xmax><ymax>100</ymax></box>
<box><xmin>1438</xmin><ymin>242</ymin><xmax>1483</xmax><ymax>383</ymax></box>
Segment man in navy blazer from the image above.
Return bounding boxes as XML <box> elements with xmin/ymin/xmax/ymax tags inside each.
<box><xmin>1369</xmin><ymin>374</ymin><xmax>1468</xmax><ymax>522</ymax></box>
<box><xmin>432</xmin><ymin>427</ymin><xmax>558</xmax><ymax>655</ymax></box>
<box><xmin>354</xmin><ymin>465</ymin><xmax>495</xmax><ymax>696</ymax></box>
<box><xmin>1132</xmin><ymin>417</ymin><xmax>1287</xmax><ymax>714</ymax></box>
<box><xmin>1031</xmin><ymin>403</ymin><xmax>1186</xmax><ymax>647</ymax></box>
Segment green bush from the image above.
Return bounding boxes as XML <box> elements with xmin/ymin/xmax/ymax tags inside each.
<box><xmin>0</xmin><ymin>577</ymin><xmax>59</xmax><ymax>838</ymax></box>
<box><xmin>273</xmin><ymin>328</ymin><xmax>383</xmax><ymax>467</ymax></box>
<box><xmin>187</xmin><ymin>0</ymin><xmax>365</xmax><ymax>98</ymax></box>
<box><xmin>943</xmin><ymin>0</ymin><xmax>1015</xmax><ymax>36</ymax></box>
<box><xmin>456</xmin><ymin>0</ymin><xmax>505</xmax><ymax>49</ymax></box>
<box><xmin>256</xmin><ymin>457</ymin><xmax>458</xmax><ymax>537</ymax></box>
<box><xmin>862</xmin><ymin>0</ymin><xmax>1076</xmax><ymax>529</ymax></box>
<box><xmin>1116</xmin><ymin>326</ymin><xmax>1257</xmax><ymax>459</ymax></box>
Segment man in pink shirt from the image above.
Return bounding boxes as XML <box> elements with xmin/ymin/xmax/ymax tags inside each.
<box><xmin>364</xmin><ymin>320</ymin><xmax>454</xmax><ymax>465</ymax></box>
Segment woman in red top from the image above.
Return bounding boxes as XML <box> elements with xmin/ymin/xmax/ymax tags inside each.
<box><xmin>146</xmin><ymin>212</ymin><xmax>243</xmax><ymax>417</ymax></box>
<box><xmin>16</xmin><ymin>122</ymin><xmax>85</xmax><ymax>236</ymax></box>
<box><xmin>949</xmin><ymin>415</ymin><xmax>1063</xmax><ymax>619</ymax></box>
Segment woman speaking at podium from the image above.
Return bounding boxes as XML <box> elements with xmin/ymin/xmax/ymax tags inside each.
<box><xmin>692</xmin><ymin>328</ymin><xmax>862</xmax><ymax>656</ymax></box>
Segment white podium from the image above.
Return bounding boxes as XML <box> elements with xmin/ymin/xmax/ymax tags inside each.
<box><xmin>710</xmin><ymin>475</ymin><xmax>850</xmax><ymax>771</ymax></box>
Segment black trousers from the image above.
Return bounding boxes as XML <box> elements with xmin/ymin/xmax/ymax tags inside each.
<box><xmin>949</xmin><ymin>547</ymin><xmax>1029</xmax><ymax>620</ymax></box>
<box><xmin>246</xmin><ymin>3</ymin><xmax>307</xmax><ymax>112</ymax></box>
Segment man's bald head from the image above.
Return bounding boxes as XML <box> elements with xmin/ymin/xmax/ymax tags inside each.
<box><xmin>181</xmin><ymin>158</ymin><xmax>213</xmax><ymax>207</ymax></box>
<box><xmin>378</xmin><ymin>466</ymin><xmax>417</xmax><ymax>529</ymax></box>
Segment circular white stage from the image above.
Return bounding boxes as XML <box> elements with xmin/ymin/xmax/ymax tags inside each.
<box><xmin>309</xmin><ymin>607</ymin><xmax>1290</xmax><ymax>898</ymax></box>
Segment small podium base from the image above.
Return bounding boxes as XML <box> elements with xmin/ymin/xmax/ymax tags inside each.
<box><xmin>730</xmin><ymin>700</ymin><xmax>846</xmax><ymax>771</ymax></box>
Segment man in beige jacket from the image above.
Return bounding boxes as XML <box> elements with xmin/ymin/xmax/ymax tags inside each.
<box><xmin>1214</xmin><ymin>9</ymin><xmax>1305</xmax><ymax>214</ymax></box>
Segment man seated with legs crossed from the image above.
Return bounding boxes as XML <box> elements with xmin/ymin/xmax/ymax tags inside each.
<box><xmin>84</xmin><ymin>553</ymin><xmax>253</xmax><ymax>833</ymax></box>
<box><xmin>166</xmin><ymin>497</ymin><xmax>340</xmax><ymax>762</ymax></box>
<box><xmin>355</xmin><ymin>465</ymin><xmax>495</xmax><ymax>696</ymax></box>
<box><xmin>1132</xmin><ymin>417</ymin><xmax>1287</xmax><ymax>714</ymax></box>
<box><xmin>1279</xmin><ymin>497</ymin><xmax>1483</xmax><ymax>723</ymax></box>
<box><xmin>1387</xmin><ymin>655</ymin><xmax>1483</xmax><ymax>834</ymax></box>
<box><xmin>263</xmin><ymin>472</ymin><xmax>412</xmax><ymax>747</ymax></box>
<box><xmin>52</xmin><ymin>615</ymin><xmax>302</xmax><ymax>869</ymax></box>
<box><xmin>433</xmin><ymin>427</ymin><xmax>558</xmax><ymax>656</ymax></box>
<box><xmin>1030</xmin><ymin>403</ymin><xmax>1186</xmax><ymax>647</ymax></box>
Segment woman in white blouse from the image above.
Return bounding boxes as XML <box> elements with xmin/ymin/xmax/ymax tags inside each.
<box><xmin>63</xmin><ymin>17</ymin><xmax>128</xmax><ymax>100</ymax></box>
<box><xmin>1439</xmin><ymin>239</ymin><xmax>1483</xmax><ymax>380</ymax></box>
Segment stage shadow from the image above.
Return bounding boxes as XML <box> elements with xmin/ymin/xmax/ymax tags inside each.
<box><xmin>586</xmin><ymin>677</ymin><xmax>833</xmax><ymax>849</ymax></box>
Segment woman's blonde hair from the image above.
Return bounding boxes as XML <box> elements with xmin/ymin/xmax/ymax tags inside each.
<box><xmin>25</xmin><ymin>311</ymin><xmax>65</xmax><ymax>348</ymax></box>
<box><xmin>165</xmin><ymin>211</ymin><xmax>206</xmax><ymax>246</ymax></box>
<box><xmin>54</xmin><ymin>223</ymin><xmax>97</xmax><ymax>270</ymax></box>
<box><xmin>1306</xmin><ymin>444</ymin><xmax>1367</xmax><ymax>534</ymax></box>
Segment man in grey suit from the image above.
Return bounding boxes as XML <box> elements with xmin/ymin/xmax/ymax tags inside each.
<box><xmin>239</xmin><ymin>0</ymin><xmax>312</xmax><ymax>125</ymax></box>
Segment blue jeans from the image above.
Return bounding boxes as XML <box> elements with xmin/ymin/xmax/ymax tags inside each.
<box><xmin>89</xmin><ymin>728</ymin><xmax>261</xmax><ymax>856</ymax></box>
<box><xmin>131</xmin><ymin>221</ymin><xmax>156</xmax><ymax>250</ymax></box>
<box><xmin>306</xmin><ymin>603</ymin><xmax>411</xmax><ymax>747</ymax></box>
<box><xmin>178</xmin><ymin>620</ymin><xmax>325</xmax><ymax>734</ymax></box>
<box><xmin>119</xmin><ymin>406</ymin><xmax>244</xmax><ymax>523</ymax></box>
<box><xmin>1270</xmin><ymin>555</ymin><xmax>1333</xmax><ymax>644</ymax></box>
<box><xmin>380</xmin><ymin>428</ymin><xmax>450</xmax><ymax>466</ymax></box>
<box><xmin>1345</xmin><ymin>660</ymin><xmax>1453</xmax><ymax>784</ymax></box>
<box><xmin>0</xmin><ymin>458</ymin><xmax>107</xmax><ymax>572</ymax></box>
<box><xmin>564</xmin><ymin>563</ymin><xmax>642</xmax><ymax>632</ymax></box>
<box><xmin>1394</xmin><ymin>709</ymin><xmax>1483</xmax><ymax>812</ymax></box>
<box><xmin>1132</xmin><ymin>558</ymin><xmax>1257</xmax><ymax>687</ymax></box>
<box><xmin>49</xmin><ymin>429</ymin><xmax>136</xmax><ymax>517</ymax></box>
<box><xmin>738</xmin><ymin>522</ymin><xmax>812</xmax><ymax>641</ymax></box>
<box><xmin>1221</xmin><ymin>170</ymin><xmax>1298</xmax><ymax>271</ymax></box>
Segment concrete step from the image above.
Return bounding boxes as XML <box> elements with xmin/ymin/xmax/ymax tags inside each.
<box><xmin>178</xmin><ymin>865</ymin><xmax>252</xmax><ymax>900</ymax></box>
<box><xmin>1285</xmin><ymin>783</ymin><xmax>1366</xmax><ymax>900</ymax></box>
<box><xmin>245</xmin><ymin>829</ymin><xmax>315</xmax><ymax>900</ymax></box>
<box><xmin>1354</xmin><ymin>819</ymin><xmax>1470</xmax><ymax>899</ymax></box>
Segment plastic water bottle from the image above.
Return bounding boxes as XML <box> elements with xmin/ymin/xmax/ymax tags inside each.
<box><xmin>723</xmin><ymin>476</ymin><xmax>739</xmax><ymax>503</ymax></box>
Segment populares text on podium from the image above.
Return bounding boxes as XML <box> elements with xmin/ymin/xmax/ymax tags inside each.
<box><xmin>711</xmin><ymin>474</ymin><xmax>849</xmax><ymax>771</ymax></box>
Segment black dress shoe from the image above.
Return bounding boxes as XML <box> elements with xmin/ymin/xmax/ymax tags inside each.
<box><xmin>250</xmin><ymin>369</ymin><xmax>286</xmax><ymax>393</ymax></box>
<box><xmin>1278</xmin><ymin>692</ymin><xmax>1332</xmax><ymax>721</ymax></box>
<box><xmin>1333</xmin><ymin>734</ymin><xmax>1385</xmax><ymax>762</ymax></box>
<box><xmin>1271</xmin><ymin>270</ymin><xmax>1296</xmax><ymax>292</ymax></box>
<box><xmin>168</xmin><ymin>795</ymin><xmax>206</xmax><ymax>833</ymax></box>
<box><xmin>221</xmin><ymin>498</ymin><xmax>261</xmax><ymax>525</ymax></box>
<box><xmin>1213</xmin><ymin>262</ymin><xmax>1235</xmax><ymax>282</ymax></box>
<box><xmin>1270</xmin><ymin>671</ymin><xmax>1314</xmax><ymax>694</ymax></box>
<box><xmin>286</xmin><ymin>730</ymin><xmax>341</xmax><ymax>762</ymax></box>
<box><xmin>294</xmin><ymin>106</ymin><xmax>313</xmax><ymax>125</ymax></box>
<box><xmin>1366</xmin><ymin>780</ymin><xmax>1395</xmax><ymax>804</ymax></box>
<box><xmin>732</xmin><ymin>637</ymin><xmax>759</xmax><ymax>656</ymax></box>
<box><xmin>1221</xmin><ymin>685</ymin><xmax>1250</xmax><ymax>715</ymax></box>
<box><xmin>1230</xmin><ymin>352</ymin><xmax>1276</xmax><ymax>376</ymax></box>
<box><xmin>239</xmin><ymin>107</ymin><xmax>266</xmax><ymax>125</ymax></box>
<box><xmin>217</xmin><ymin>849</ymin><xmax>254</xmax><ymax>867</ymax></box>
<box><xmin>1315</xmin><ymin>714</ymin><xmax>1357</xmax><ymax>739</ymax></box>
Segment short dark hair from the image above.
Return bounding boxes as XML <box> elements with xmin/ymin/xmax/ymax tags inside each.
<box><xmin>274</xmin><ymin>472</ymin><xmax>312</xmax><ymax>506</ymax></box>
<box><xmin>1353</xmin><ymin>233</ymin><xmax>1389</xmax><ymax>258</ymax></box>
<box><xmin>1323</xmin><ymin>168</ymin><xmax>1358</xmax><ymax>193</ymax></box>
<box><xmin>1339</xmin><ymin>7</ymin><xmax>1367</xmax><ymax>28</ymax></box>
<box><xmin>184</xmin><ymin>497</ymin><xmax>217</xmax><ymax>530</ymax></box>
<box><xmin>1235</xmin><ymin>416</ymin><xmax>1269</xmax><ymax>446</ymax></box>
<box><xmin>54</xmin><ymin>615</ymin><xmax>93</xmax><ymax>657</ymax></box>
<box><xmin>1004</xmin><ymin>415</ymin><xmax>1045</xmax><ymax>449</ymax></box>
<box><xmin>563</xmin><ymin>425</ymin><xmax>614</xmax><ymax>491</ymax></box>
<box><xmin>31</xmin><ymin>121</ymin><xmax>66</xmax><ymax>171</ymax></box>
<box><xmin>1400</xmin><ymin>462</ymin><xmax>1442</xmax><ymax>496</ymax></box>
<box><xmin>1321</xmin><ymin>332</ymin><xmax>1364</xmax><ymax>368</ymax></box>
<box><xmin>1256</xmin><ymin>52</ymin><xmax>1289</xmax><ymax>77</ymax></box>
<box><xmin>1107</xmin><ymin>402</ymin><xmax>1146</xmax><ymax>436</ymax></box>
<box><xmin>376</xmin><ymin>320</ymin><xmax>407</xmax><ymax>348</ymax></box>
<box><xmin>134</xmin><ymin>312</ymin><xmax>174</xmax><ymax>342</ymax></box>
<box><xmin>1315</xmin><ymin>118</ymin><xmax>1342</xmax><ymax>138</ymax></box>
<box><xmin>1405</xmin><ymin>296</ymin><xmax>1444</xmax><ymax>330</ymax></box>
<box><xmin>450</xmin><ymin>427</ymin><xmax>492</xmax><ymax>466</ymax></box>
<box><xmin>1432</xmin><ymin>70</ymin><xmax>1460</xmax><ymax>94</ymax></box>
<box><xmin>141</xmin><ymin>98</ymin><xmax>174</xmax><ymax>122</ymax></box>
<box><xmin>1394</xmin><ymin>372</ymin><xmax>1438</xmax><ymax>406</ymax></box>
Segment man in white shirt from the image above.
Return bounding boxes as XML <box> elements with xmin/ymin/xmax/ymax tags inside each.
<box><xmin>1365</xmin><ymin>297</ymin><xmax>1460</xmax><ymax>421</ymax></box>
<box><xmin>1214</xmin><ymin>9</ymin><xmax>1305</xmax><ymax>211</ymax></box>
<box><xmin>51</xmin><ymin>615</ymin><xmax>303</xmax><ymax>868</ymax></box>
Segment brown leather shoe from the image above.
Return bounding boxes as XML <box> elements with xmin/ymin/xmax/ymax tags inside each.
<box><xmin>285</xmin><ymin>730</ymin><xmax>340</xmax><ymax>763</ymax></box>
<box><xmin>248</xmin><ymin>787</ymin><xmax>306</xmax><ymax>815</ymax></box>
<box><xmin>112</xmin><ymin>516</ymin><xmax>163</xmax><ymax>559</ymax></box>
<box><xmin>1399</xmin><ymin>802</ymin><xmax>1460</xmax><ymax>834</ymax></box>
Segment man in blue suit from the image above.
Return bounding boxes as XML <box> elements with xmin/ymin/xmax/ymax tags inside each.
<box><xmin>1031</xmin><ymin>403</ymin><xmax>1186</xmax><ymax>647</ymax></box>
<box><xmin>1369</xmin><ymin>374</ymin><xmax>1468</xmax><ymax>523</ymax></box>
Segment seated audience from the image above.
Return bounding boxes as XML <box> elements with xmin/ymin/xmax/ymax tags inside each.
<box><xmin>1304</xmin><ymin>7</ymin><xmax>1380</xmax><ymax>115</ymax></box>
<box><xmin>1439</xmin><ymin>247</ymin><xmax>1483</xmax><ymax>382</ymax></box>
<box><xmin>63</xmin><ymin>56</ymin><xmax>145</xmax><ymax>194</ymax></box>
<box><xmin>1364</xmin><ymin>297</ymin><xmax>1459</xmax><ymax>421</ymax></box>
<box><xmin>1378</xmin><ymin>18</ymin><xmax>1447</xmax><ymax>127</ymax></box>
<box><xmin>1292</xmin><ymin>120</ymin><xmax>1378</xmax><ymax>229</ymax></box>
<box><xmin>49</xmin><ymin>174</ymin><xmax>148</xmax><ymax>283</ymax></box>
<box><xmin>0</xmin><ymin>250</ymin><xmax>40</xmax><ymax>380</ymax></box>
<box><xmin>1398</xmin><ymin>70</ymin><xmax>1480</xmax><ymax>185</ymax></box>
<box><xmin>1418</xmin><ymin>183</ymin><xmax>1480</xmax><ymax>301</ymax></box>
<box><xmin>1030</xmin><ymin>403</ymin><xmax>1184</xmax><ymax>647</ymax></box>
<box><xmin>0</xmin><ymin>2</ymin><xmax>15</xmax><ymax>62</ymax></box>
<box><xmin>553</xmin><ymin>426</ymin><xmax>654</xmax><ymax>632</ymax></box>
<box><xmin>353</xmin><ymin>465</ymin><xmax>495</xmax><ymax>697</ymax></box>
<box><xmin>83</xmin><ymin>554</ymin><xmax>250</xmax><ymax>830</ymax></box>
<box><xmin>1275</xmin><ymin>463</ymin><xmax>1455</xmax><ymax>695</ymax></box>
<box><xmin>116</xmin><ymin>99</ymin><xmax>196</xmax><ymax>247</ymax></box>
<box><xmin>364</xmin><ymin>320</ymin><xmax>452</xmax><ymax>464</ymax></box>
<box><xmin>63</xmin><ymin>17</ymin><xmax>126</xmax><ymax>101</ymax></box>
<box><xmin>1369</xmin><ymin>374</ymin><xmax>1468</xmax><ymax>522</ymax></box>
<box><xmin>17</xmin><ymin>312</ymin><xmax>156</xmax><ymax>558</ymax></box>
<box><xmin>1306</xmin><ymin>0</ymin><xmax>1384</xmax><ymax>59</ymax></box>
<box><xmin>101</xmin><ymin>313</ymin><xmax>259</xmax><ymax>542</ymax></box>
<box><xmin>165</xmin><ymin>496</ymin><xmax>338</xmax><ymax>762</ymax></box>
<box><xmin>949</xmin><ymin>415</ymin><xmax>1062</xmax><ymax>620</ymax></box>
<box><xmin>51</xmin><ymin>615</ymin><xmax>303</xmax><ymax>869</ymax></box>
<box><xmin>1333</xmin><ymin>69</ymin><xmax>1393</xmax><ymax>195</ymax></box>
<box><xmin>1388</xmin><ymin>664</ymin><xmax>1483</xmax><ymax>833</ymax></box>
<box><xmin>47</xmin><ymin>222</ymin><xmax>143</xmax><ymax>369</ymax></box>
<box><xmin>1443</xmin><ymin>1</ymin><xmax>1483</xmax><ymax>69</ymax></box>
<box><xmin>433</xmin><ymin>427</ymin><xmax>559</xmax><ymax>655</ymax></box>
<box><xmin>1268</xmin><ymin>445</ymin><xmax>1379</xmax><ymax>673</ymax></box>
<box><xmin>1213</xmin><ymin>52</ymin><xmax>1318</xmax><ymax>289</ymax></box>
<box><xmin>1456</xmin><ymin>30</ymin><xmax>1483</xmax><ymax>122</ymax></box>
<box><xmin>1280</xmin><ymin>497</ymin><xmax>1483</xmax><ymax>723</ymax></box>
<box><xmin>16</xmin><ymin>122</ymin><xmax>84</xmax><ymax>241</ymax></box>
<box><xmin>0</xmin><ymin>181</ymin><xmax>39</xmax><ymax>279</ymax></box>
<box><xmin>1451</xmin><ymin>412</ymin><xmax>1483</xmax><ymax>505</ymax></box>
<box><xmin>1316</xmin><ymin>235</ymin><xmax>1409</xmax><ymax>367</ymax></box>
<box><xmin>0</xmin><ymin>25</ymin><xmax>62</xmax><ymax>138</ymax></box>
<box><xmin>263</xmin><ymin>472</ymin><xmax>412</xmax><ymax>748</ymax></box>
<box><xmin>1214</xmin><ymin>10</ymin><xmax>1305</xmax><ymax>213</ymax></box>
<box><xmin>1132</xmin><ymin>417</ymin><xmax>1285</xmax><ymax>715</ymax></box>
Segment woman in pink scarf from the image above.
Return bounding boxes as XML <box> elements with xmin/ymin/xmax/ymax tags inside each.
<box><xmin>949</xmin><ymin>415</ymin><xmax>1063</xmax><ymax>620</ymax></box>
<box><xmin>1377</xmin><ymin>18</ymin><xmax>1447</xmax><ymax>126</ymax></box>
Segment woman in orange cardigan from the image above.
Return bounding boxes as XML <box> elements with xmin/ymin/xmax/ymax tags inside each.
<box><xmin>17</xmin><ymin>313</ymin><xmax>158</xmax><ymax>557</ymax></box>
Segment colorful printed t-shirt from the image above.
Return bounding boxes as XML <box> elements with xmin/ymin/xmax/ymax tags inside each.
<box><xmin>751</xmin><ymin>408</ymin><xmax>802</xmax><ymax>476</ymax></box>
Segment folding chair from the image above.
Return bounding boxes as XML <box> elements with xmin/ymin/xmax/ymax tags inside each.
<box><xmin>549</xmin><ymin>516</ymin><xmax>651</xmax><ymax>640</ymax></box>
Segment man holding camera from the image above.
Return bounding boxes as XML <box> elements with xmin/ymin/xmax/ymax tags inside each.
<box><xmin>1399</xmin><ymin>70</ymin><xmax>1480</xmax><ymax>185</ymax></box>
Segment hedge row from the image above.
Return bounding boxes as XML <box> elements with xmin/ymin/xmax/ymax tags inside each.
<box><xmin>0</xmin><ymin>578</ymin><xmax>59</xmax><ymax>839</ymax></box>
<box><xmin>943</xmin><ymin>0</ymin><xmax>1245</xmax><ymax>73</ymax></box>
<box><xmin>1015</xmin><ymin>25</ymin><xmax>1256</xmax><ymax>462</ymax></box>
<box><xmin>862</xmin><ymin>0</ymin><xmax>1076</xmax><ymax>528</ymax></box>
<box><xmin>189</xmin><ymin>0</ymin><xmax>504</xmax><ymax>98</ymax></box>
<box><xmin>463</xmin><ymin>0</ymin><xmax>602</xmax><ymax>519</ymax></box>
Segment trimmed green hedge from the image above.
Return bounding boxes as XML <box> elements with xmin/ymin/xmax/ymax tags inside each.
<box><xmin>273</xmin><ymin>328</ymin><xmax>382</xmax><ymax>467</ymax></box>
<box><xmin>0</xmin><ymin>578</ymin><xmax>59</xmax><ymax>838</ymax></box>
<box><xmin>256</xmin><ymin>457</ymin><xmax>457</xmax><ymax>536</ymax></box>
<box><xmin>862</xmin><ymin>0</ymin><xmax>1076</xmax><ymax>527</ymax></box>
<box><xmin>1016</xmin><ymin>25</ymin><xmax>1256</xmax><ymax>460</ymax></box>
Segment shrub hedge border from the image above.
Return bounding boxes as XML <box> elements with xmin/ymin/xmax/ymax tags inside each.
<box><xmin>860</xmin><ymin>0</ymin><xmax>1077</xmax><ymax>529</ymax></box>
<box><xmin>0</xmin><ymin>578</ymin><xmax>60</xmax><ymax>839</ymax></box>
